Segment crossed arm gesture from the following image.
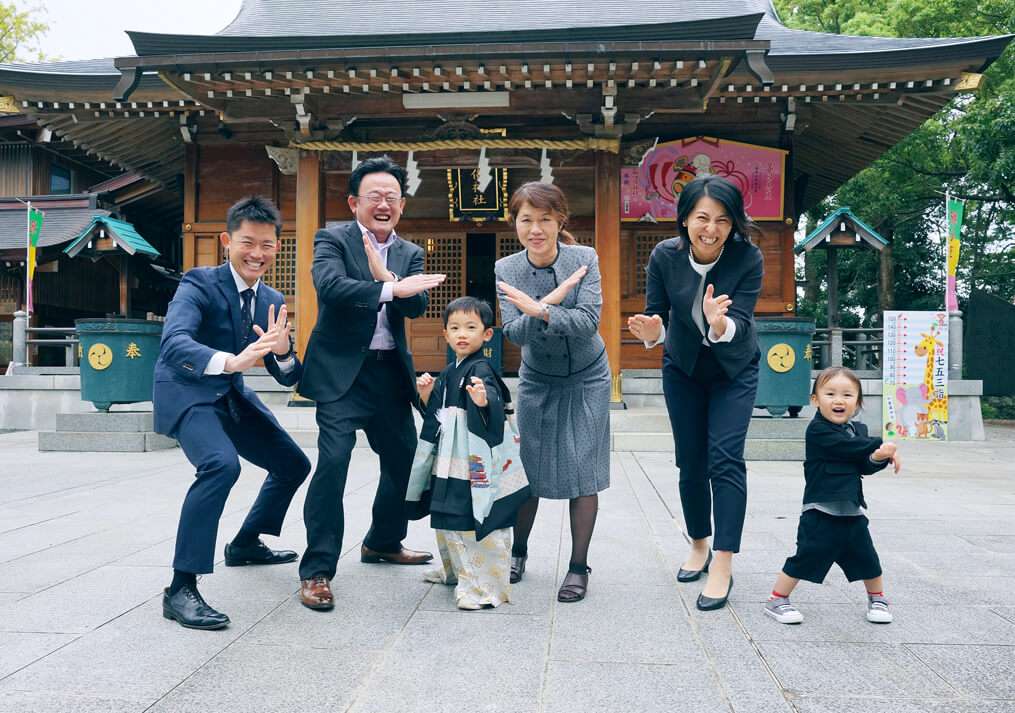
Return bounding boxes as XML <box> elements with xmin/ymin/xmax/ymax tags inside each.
<box><xmin>362</xmin><ymin>235</ymin><xmax>446</xmax><ymax>298</ymax></box>
<box><xmin>224</xmin><ymin>304</ymin><xmax>291</xmax><ymax>373</ymax></box>
<box><xmin>629</xmin><ymin>284</ymin><xmax>733</xmax><ymax>344</ymax></box>
<box><xmin>497</xmin><ymin>265</ymin><xmax>588</xmax><ymax>321</ymax></box>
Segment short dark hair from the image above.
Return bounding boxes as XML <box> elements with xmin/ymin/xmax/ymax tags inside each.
<box><xmin>675</xmin><ymin>175</ymin><xmax>760</xmax><ymax>244</ymax></box>
<box><xmin>811</xmin><ymin>366</ymin><xmax>864</xmax><ymax>407</ymax></box>
<box><xmin>226</xmin><ymin>195</ymin><xmax>282</xmax><ymax>237</ymax></box>
<box><xmin>348</xmin><ymin>156</ymin><xmax>408</xmax><ymax>197</ymax></box>
<box><xmin>443</xmin><ymin>297</ymin><xmax>494</xmax><ymax>329</ymax></box>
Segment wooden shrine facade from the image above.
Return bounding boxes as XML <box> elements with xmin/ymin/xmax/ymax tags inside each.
<box><xmin>1</xmin><ymin>1</ymin><xmax>1009</xmax><ymax>392</ymax></box>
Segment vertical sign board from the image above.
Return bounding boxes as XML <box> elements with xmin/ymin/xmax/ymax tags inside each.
<box><xmin>882</xmin><ymin>311</ymin><xmax>948</xmax><ymax>440</ymax></box>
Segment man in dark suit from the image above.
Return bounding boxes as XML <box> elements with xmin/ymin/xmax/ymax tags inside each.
<box><xmin>297</xmin><ymin>156</ymin><xmax>446</xmax><ymax>610</ymax></box>
<box><xmin>154</xmin><ymin>196</ymin><xmax>311</xmax><ymax>630</ymax></box>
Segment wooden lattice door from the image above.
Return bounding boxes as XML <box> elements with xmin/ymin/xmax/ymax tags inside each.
<box><xmin>402</xmin><ymin>232</ymin><xmax>466</xmax><ymax>371</ymax></box>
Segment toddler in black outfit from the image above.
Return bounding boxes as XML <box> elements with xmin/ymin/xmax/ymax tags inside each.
<box><xmin>765</xmin><ymin>367</ymin><xmax>901</xmax><ymax>625</ymax></box>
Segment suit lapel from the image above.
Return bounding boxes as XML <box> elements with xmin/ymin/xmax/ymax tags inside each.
<box><xmin>388</xmin><ymin>236</ymin><xmax>410</xmax><ymax>277</ymax></box>
<box><xmin>345</xmin><ymin>222</ymin><xmax>373</xmax><ymax>280</ymax></box>
<box><xmin>215</xmin><ymin>263</ymin><xmax>244</xmax><ymax>354</ymax></box>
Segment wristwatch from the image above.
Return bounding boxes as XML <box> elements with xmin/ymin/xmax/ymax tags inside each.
<box><xmin>538</xmin><ymin>301</ymin><xmax>551</xmax><ymax>321</ymax></box>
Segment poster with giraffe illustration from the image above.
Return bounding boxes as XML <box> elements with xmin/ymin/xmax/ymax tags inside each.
<box><xmin>882</xmin><ymin>311</ymin><xmax>948</xmax><ymax>441</ymax></box>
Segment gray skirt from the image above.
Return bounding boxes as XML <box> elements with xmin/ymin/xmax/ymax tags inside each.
<box><xmin>516</xmin><ymin>352</ymin><xmax>611</xmax><ymax>499</ymax></box>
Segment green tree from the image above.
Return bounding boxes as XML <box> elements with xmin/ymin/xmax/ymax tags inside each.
<box><xmin>776</xmin><ymin>0</ymin><xmax>1015</xmax><ymax>327</ymax></box>
<box><xmin>0</xmin><ymin>2</ymin><xmax>48</xmax><ymax>64</ymax></box>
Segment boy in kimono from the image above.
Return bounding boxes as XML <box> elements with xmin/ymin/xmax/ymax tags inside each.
<box><xmin>407</xmin><ymin>297</ymin><xmax>529</xmax><ymax>609</ymax></box>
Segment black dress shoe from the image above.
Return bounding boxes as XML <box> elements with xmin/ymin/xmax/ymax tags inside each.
<box><xmin>696</xmin><ymin>575</ymin><xmax>733</xmax><ymax>611</ymax></box>
<box><xmin>162</xmin><ymin>586</ymin><xmax>230</xmax><ymax>630</ymax></box>
<box><xmin>510</xmin><ymin>555</ymin><xmax>527</xmax><ymax>584</ymax></box>
<box><xmin>677</xmin><ymin>550</ymin><xmax>712</xmax><ymax>583</ymax></box>
<box><xmin>224</xmin><ymin>539</ymin><xmax>298</xmax><ymax>567</ymax></box>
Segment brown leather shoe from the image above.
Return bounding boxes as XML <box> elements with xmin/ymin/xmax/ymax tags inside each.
<box><xmin>299</xmin><ymin>576</ymin><xmax>334</xmax><ymax>611</ymax></box>
<box><xmin>360</xmin><ymin>545</ymin><xmax>433</xmax><ymax>565</ymax></box>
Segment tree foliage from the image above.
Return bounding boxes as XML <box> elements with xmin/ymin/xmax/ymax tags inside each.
<box><xmin>775</xmin><ymin>0</ymin><xmax>1015</xmax><ymax>326</ymax></box>
<box><xmin>0</xmin><ymin>2</ymin><xmax>47</xmax><ymax>64</ymax></box>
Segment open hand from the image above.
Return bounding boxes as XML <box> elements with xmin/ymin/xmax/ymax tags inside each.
<box><xmin>628</xmin><ymin>314</ymin><xmax>664</xmax><ymax>344</ymax></box>
<box><xmin>225</xmin><ymin>328</ymin><xmax>279</xmax><ymax>373</ymax></box>
<box><xmin>498</xmin><ymin>281</ymin><xmax>545</xmax><ymax>320</ymax></box>
<box><xmin>393</xmin><ymin>273</ymin><xmax>446</xmax><ymax>298</ymax></box>
<box><xmin>251</xmin><ymin>304</ymin><xmax>291</xmax><ymax>356</ymax></box>
<box><xmin>363</xmin><ymin>235</ymin><xmax>395</xmax><ymax>282</ymax></box>
<box><xmin>873</xmin><ymin>442</ymin><xmax>901</xmax><ymax>474</ymax></box>
<box><xmin>703</xmin><ymin>284</ymin><xmax>732</xmax><ymax>337</ymax></box>
<box><xmin>542</xmin><ymin>265</ymin><xmax>588</xmax><ymax>305</ymax></box>
<box><xmin>416</xmin><ymin>372</ymin><xmax>435</xmax><ymax>404</ymax></box>
<box><xmin>465</xmin><ymin>376</ymin><xmax>488</xmax><ymax>407</ymax></box>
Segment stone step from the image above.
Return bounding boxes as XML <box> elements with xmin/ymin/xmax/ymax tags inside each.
<box><xmin>38</xmin><ymin>431</ymin><xmax>177</xmax><ymax>452</ymax></box>
<box><xmin>55</xmin><ymin>411</ymin><xmax>154</xmax><ymax>433</ymax></box>
<box><xmin>611</xmin><ymin>432</ymin><xmax>806</xmax><ymax>460</ymax></box>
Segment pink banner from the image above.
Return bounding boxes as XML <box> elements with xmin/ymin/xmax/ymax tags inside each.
<box><xmin>621</xmin><ymin>137</ymin><xmax>787</xmax><ymax>222</ymax></box>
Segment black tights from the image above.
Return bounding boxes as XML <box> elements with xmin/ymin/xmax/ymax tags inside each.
<box><xmin>511</xmin><ymin>494</ymin><xmax>599</xmax><ymax>572</ymax></box>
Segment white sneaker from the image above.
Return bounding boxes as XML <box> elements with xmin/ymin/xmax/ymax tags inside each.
<box><xmin>866</xmin><ymin>595</ymin><xmax>893</xmax><ymax>623</ymax></box>
<box><xmin>765</xmin><ymin>596</ymin><xmax>804</xmax><ymax>624</ymax></box>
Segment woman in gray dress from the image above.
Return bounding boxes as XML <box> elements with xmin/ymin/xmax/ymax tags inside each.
<box><xmin>495</xmin><ymin>182</ymin><xmax>611</xmax><ymax>603</ymax></box>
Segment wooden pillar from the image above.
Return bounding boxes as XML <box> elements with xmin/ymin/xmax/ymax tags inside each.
<box><xmin>295</xmin><ymin>151</ymin><xmax>323</xmax><ymax>359</ymax></box>
<box><xmin>595</xmin><ymin>149</ymin><xmax>624</xmax><ymax>406</ymax></box>
<box><xmin>826</xmin><ymin>247</ymin><xmax>839</xmax><ymax>328</ymax></box>
<box><xmin>182</xmin><ymin>144</ymin><xmax>198</xmax><ymax>270</ymax></box>
<box><xmin>118</xmin><ymin>255</ymin><xmax>131</xmax><ymax>317</ymax></box>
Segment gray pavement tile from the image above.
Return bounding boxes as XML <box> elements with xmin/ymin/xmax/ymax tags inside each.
<box><xmin>757</xmin><ymin>641</ymin><xmax>959</xmax><ymax>698</ymax></box>
<box><xmin>549</xmin><ymin>584</ymin><xmax>699</xmax><ymax>664</ymax></box>
<box><xmin>148</xmin><ymin>642</ymin><xmax>378</xmax><ymax>713</ymax></box>
<box><xmin>791</xmin><ymin>696</ymin><xmax>1015</xmax><ymax>713</ymax></box>
<box><xmin>0</xmin><ymin>593</ymin><xmax>26</xmax><ymax>604</ymax></box>
<box><xmin>0</xmin><ymin>632</ymin><xmax>77</xmax><ymax>678</ymax></box>
<box><xmin>907</xmin><ymin>644</ymin><xmax>1015</xmax><ymax>698</ymax></box>
<box><xmin>541</xmin><ymin>661</ymin><xmax>728</xmax><ymax>713</ymax></box>
<box><xmin>0</xmin><ymin>597</ymin><xmax>284</xmax><ymax>702</ymax></box>
<box><xmin>0</xmin><ymin>691</ymin><xmax>143</xmax><ymax>713</ymax></box>
<box><xmin>348</xmin><ymin>610</ymin><xmax>546</xmax><ymax>713</ymax></box>
<box><xmin>961</xmin><ymin>535</ymin><xmax>1015</xmax><ymax>553</ymax></box>
<box><xmin>727</xmin><ymin>692</ymin><xmax>796</xmax><ymax>713</ymax></box>
<box><xmin>241</xmin><ymin>575</ymin><xmax>431</xmax><ymax>650</ymax></box>
<box><xmin>867</xmin><ymin>530</ymin><xmax>981</xmax><ymax>553</ymax></box>
<box><xmin>0</xmin><ymin>565</ymin><xmax>167</xmax><ymax>634</ymax></box>
<box><xmin>738</xmin><ymin>602</ymin><xmax>1015</xmax><ymax>645</ymax></box>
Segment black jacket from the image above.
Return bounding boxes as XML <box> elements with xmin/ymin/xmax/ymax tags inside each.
<box><xmin>803</xmin><ymin>414</ymin><xmax>888</xmax><ymax>509</ymax></box>
<box><xmin>298</xmin><ymin>221</ymin><xmax>427</xmax><ymax>403</ymax></box>
<box><xmin>644</xmin><ymin>234</ymin><xmax>763</xmax><ymax>380</ymax></box>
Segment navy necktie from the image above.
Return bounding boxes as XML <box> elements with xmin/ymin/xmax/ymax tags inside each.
<box><xmin>240</xmin><ymin>288</ymin><xmax>255</xmax><ymax>346</ymax></box>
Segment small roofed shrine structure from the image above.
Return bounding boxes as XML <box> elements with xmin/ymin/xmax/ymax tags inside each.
<box><xmin>796</xmin><ymin>206</ymin><xmax>889</xmax><ymax>329</ymax></box>
<box><xmin>0</xmin><ymin>0</ymin><xmax>1010</xmax><ymax>401</ymax></box>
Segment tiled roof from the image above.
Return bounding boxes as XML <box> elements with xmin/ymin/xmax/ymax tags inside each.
<box><xmin>0</xmin><ymin>206</ymin><xmax>109</xmax><ymax>250</ymax></box>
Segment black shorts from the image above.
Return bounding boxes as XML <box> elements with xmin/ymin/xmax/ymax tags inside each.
<box><xmin>782</xmin><ymin>509</ymin><xmax>882</xmax><ymax>583</ymax></box>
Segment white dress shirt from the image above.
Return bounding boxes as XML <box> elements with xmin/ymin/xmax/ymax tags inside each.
<box><xmin>204</xmin><ymin>263</ymin><xmax>295</xmax><ymax>375</ymax></box>
<box><xmin>644</xmin><ymin>247</ymin><xmax>737</xmax><ymax>349</ymax></box>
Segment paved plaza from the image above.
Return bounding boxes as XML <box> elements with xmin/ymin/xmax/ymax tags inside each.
<box><xmin>0</xmin><ymin>424</ymin><xmax>1014</xmax><ymax>713</ymax></box>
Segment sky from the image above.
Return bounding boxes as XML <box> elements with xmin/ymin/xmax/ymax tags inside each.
<box><xmin>19</xmin><ymin>0</ymin><xmax>243</xmax><ymax>62</ymax></box>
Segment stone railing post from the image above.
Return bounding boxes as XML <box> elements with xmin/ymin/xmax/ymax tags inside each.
<box><xmin>830</xmin><ymin>327</ymin><xmax>844</xmax><ymax>367</ymax></box>
<box><xmin>948</xmin><ymin>311</ymin><xmax>963</xmax><ymax>380</ymax></box>
<box><xmin>12</xmin><ymin>310</ymin><xmax>28</xmax><ymax>369</ymax></box>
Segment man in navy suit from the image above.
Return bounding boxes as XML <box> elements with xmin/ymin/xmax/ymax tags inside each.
<box><xmin>154</xmin><ymin>196</ymin><xmax>311</xmax><ymax>630</ymax></box>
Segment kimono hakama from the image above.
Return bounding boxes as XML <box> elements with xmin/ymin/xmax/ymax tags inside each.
<box><xmin>406</xmin><ymin>352</ymin><xmax>530</xmax><ymax>609</ymax></box>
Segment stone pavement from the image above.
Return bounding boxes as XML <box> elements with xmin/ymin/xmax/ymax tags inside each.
<box><xmin>0</xmin><ymin>424</ymin><xmax>1013</xmax><ymax>713</ymax></box>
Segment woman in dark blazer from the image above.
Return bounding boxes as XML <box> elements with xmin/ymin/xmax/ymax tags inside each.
<box><xmin>628</xmin><ymin>175</ymin><xmax>763</xmax><ymax>611</ymax></box>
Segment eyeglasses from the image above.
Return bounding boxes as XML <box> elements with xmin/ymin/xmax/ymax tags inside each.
<box><xmin>358</xmin><ymin>192</ymin><xmax>403</xmax><ymax>206</ymax></box>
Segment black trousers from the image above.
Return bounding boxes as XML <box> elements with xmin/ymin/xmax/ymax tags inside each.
<box><xmin>299</xmin><ymin>352</ymin><xmax>418</xmax><ymax>580</ymax></box>
<box><xmin>173</xmin><ymin>394</ymin><xmax>311</xmax><ymax>574</ymax></box>
<box><xmin>662</xmin><ymin>345</ymin><xmax>758</xmax><ymax>553</ymax></box>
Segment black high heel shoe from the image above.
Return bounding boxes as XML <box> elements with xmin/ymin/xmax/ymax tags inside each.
<box><xmin>696</xmin><ymin>575</ymin><xmax>733</xmax><ymax>611</ymax></box>
<box><xmin>510</xmin><ymin>555</ymin><xmax>527</xmax><ymax>584</ymax></box>
<box><xmin>677</xmin><ymin>550</ymin><xmax>712</xmax><ymax>583</ymax></box>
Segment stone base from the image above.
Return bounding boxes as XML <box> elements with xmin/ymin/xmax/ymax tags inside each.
<box><xmin>39</xmin><ymin>411</ymin><xmax>177</xmax><ymax>452</ymax></box>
